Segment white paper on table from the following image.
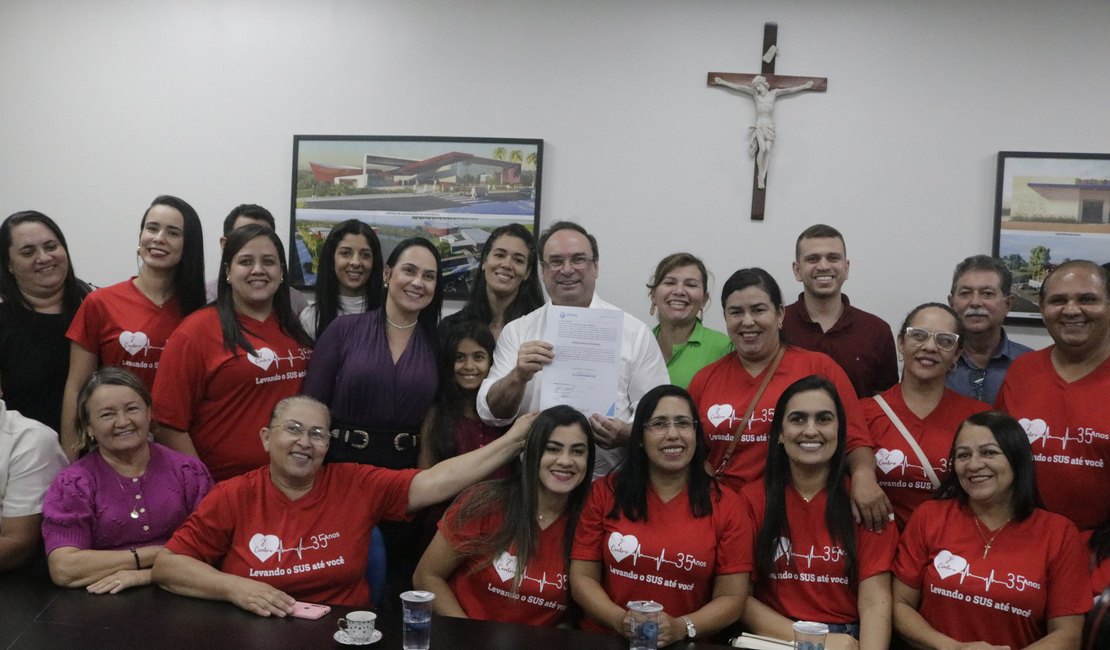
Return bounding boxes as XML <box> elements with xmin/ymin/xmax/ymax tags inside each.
<box><xmin>539</xmin><ymin>306</ymin><xmax>623</xmax><ymax>416</ymax></box>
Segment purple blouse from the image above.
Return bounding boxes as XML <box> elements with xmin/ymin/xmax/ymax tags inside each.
<box><xmin>42</xmin><ymin>443</ymin><xmax>213</xmax><ymax>553</ymax></box>
<box><xmin>303</xmin><ymin>308</ymin><xmax>438</xmax><ymax>429</ymax></box>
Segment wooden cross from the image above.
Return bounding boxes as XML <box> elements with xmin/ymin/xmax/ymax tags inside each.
<box><xmin>708</xmin><ymin>22</ymin><xmax>827</xmax><ymax>221</ymax></box>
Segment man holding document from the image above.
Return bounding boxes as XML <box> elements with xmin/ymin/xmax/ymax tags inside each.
<box><xmin>477</xmin><ymin>221</ymin><xmax>668</xmax><ymax>478</ymax></box>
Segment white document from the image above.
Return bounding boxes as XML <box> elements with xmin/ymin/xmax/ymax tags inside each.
<box><xmin>539</xmin><ymin>306</ymin><xmax>623</xmax><ymax>416</ymax></box>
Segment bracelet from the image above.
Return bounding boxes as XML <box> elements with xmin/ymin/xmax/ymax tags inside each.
<box><xmin>130</xmin><ymin>547</ymin><xmax>141</xmax><ymax>570</ymax></box>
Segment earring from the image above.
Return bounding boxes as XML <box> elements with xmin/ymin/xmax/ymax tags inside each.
<box><xmin>649</xmin><ymin>303</ymin><xmax>656</xmax><ymax>316</ymax></box>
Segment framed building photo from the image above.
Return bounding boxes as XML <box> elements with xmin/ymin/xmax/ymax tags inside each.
<box><xmin>993</xmin><ymin>151</ymin><xmax>1110</xmax><ymax>323</ymax></box>
<box><xmin>289</xmin><ymin>135</ymin><xmax>543</xmax><ymax>299</ymax></box>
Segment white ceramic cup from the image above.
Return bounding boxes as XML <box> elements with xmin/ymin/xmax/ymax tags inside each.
<box><xmin>338</xmin><ymin>610</ymin><xmax>377</xmax><ymax>643</ymax></box>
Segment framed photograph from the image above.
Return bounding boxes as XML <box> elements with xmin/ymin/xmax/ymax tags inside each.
<box><xmin>289</xmin><ymin>135</ymin><xmax>543</xmax><ymax>299</ymax></box>
<box><xmin>993</xmin><ymin>151</ymin><xmax>1110</xmax><ymax>323</ymax></box>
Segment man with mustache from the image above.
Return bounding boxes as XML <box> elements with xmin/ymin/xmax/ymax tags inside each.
<box><xmin>782</xmin><ymin>224</ymin><xmax>898</xmax><ymax>398</ymax></box>
<box><xmin>945</xmin><ymin>255</ymin><xmax>1031</xmax><ymax>404</ymax></box>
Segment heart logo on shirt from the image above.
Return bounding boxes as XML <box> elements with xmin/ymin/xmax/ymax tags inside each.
<box><xmin>1018</xmin><ymin>418</ymin><xmax>1048</xmax><ymax>445</ymax></box>
<box><xmin>706</xmin><ymin>403</ymin><xmax>736</xmax><ymax>428</ymax></box>
<box><xmin>249</xmin><ymin>533</ymin><xmax>281</xmax><ymax>563</ymax></box>
<box><xmin>493</xmin><ymin>551</ymin><xmax>517</xmax><ymax>582</ymax></box>
<box><xmin>248</xmin><ymin>347</ymin><xmax>277</xmax><ymax>371</ymax></box>
<box><xmin>875</xmin><ymin>448</ymin><xmax>906</xmax><ymax>474</ymax></box>
<box><xmin>933</xmin><ymin>550</ymin><xmax>968</xmax><ymax>580</ymax></box>
<box><xmin>119</xmin><ymin>331</ymin><xmax>149</xmax><ymax>356</ymax></box>
<box><xmin>607</xmin><ymin>532</ymin><xmax>639</xmax><ymax>563</ymax></box>
<box><xmin>773</xmin><ymin>537</ymin><xmax>792</xmax><ymax>563</ymax></box>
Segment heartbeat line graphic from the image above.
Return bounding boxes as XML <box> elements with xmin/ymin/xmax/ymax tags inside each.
<box><xmin>493</xmin><ymin>552</ymin><xmax>565</xmax><ymax>593</ymax></box>
<box><xmin>519</xmin><ymin>571</ymin><xmax>563</xmax><ymax>593</ymax></box>
<box><xmin>607</xmin><ymin>533</ymin><xmax>706</xmax><ymax>572</ymax></box>
<box><xmin>271</xmin><ymin>349</ymin><xmax>311</xmax><ymax>368</ymax></box>
<box><xmin>932</xmin><ymin>551</ymin><xmax>1039</xmax><ymax>595</ymax></box>
<box><xmin>774</xmin><ymin>538</ymin><xmax>844</xmax><ymax>569</ymax></box>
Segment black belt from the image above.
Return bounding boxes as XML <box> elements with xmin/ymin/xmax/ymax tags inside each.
<box><xmin>326</xmin><ymin>420</ymin><xmax>420</xmax><ymax>469</ymax></box>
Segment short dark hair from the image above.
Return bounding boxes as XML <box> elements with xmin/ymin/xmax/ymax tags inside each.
<box><xmin>1039</xmin><ymin>259</ymin><xmax>1110</xmax><ymax>303</ymax></box>
<box><xmin>794</xmin><ymin>224</ymin><xmax>845</xmax><ymax>259</ymax></box>
<box><xmin>936</xmin><ymin>411</ymin><xmax>1042</xmax><ymax>521</ymax></box>
<box><xmin>950</xmin><ymin>255</ymin><xmax>1013</xmax><ymax>295</ymax></box>
<box><xmin>720</xmin><ymin>267</ymin><xmax>786</xmax><ymax>342</ymax></box>
<box><xmin>222</xmin><ymin>204</ymin><xmax>275</xmax><ymax>235</ymax></box>
<box><xmin>537</xmin><ymin>221</ymin><xmax>598</xmax><ymax>262</ymax></box>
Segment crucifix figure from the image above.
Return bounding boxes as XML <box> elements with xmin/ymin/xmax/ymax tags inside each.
<box><xmin>709</xmin><ymin>22</ymin><xmax>827</xmax><ymax>220</ymax></box>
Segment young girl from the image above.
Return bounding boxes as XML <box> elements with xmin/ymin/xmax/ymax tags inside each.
<box><xmin>414</xmin><ymin>405</ymin><xmax>595</xmax><ymax>627</ymax></box>
<box><xmin>419</xmin><ymin>320</ymin><xmax>509</xmax><ymax>473</ymax></box>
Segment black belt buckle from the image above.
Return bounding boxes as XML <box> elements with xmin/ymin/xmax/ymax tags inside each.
<box><xmin>393</xmin><ymin>432</ymin><xmax>419</xmax><ymax>452</ymax></box>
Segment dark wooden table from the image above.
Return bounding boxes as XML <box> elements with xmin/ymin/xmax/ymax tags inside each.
<box><xmin>1</xmin><ymin>566</ymin><xmax>732</xmax><ymax>649</ymax></box>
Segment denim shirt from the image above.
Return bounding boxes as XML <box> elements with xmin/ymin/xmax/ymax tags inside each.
<box><xmin>945</xmin><ymin>329</ymin><xmax>1033</xmax><ymax>404</ymax></box>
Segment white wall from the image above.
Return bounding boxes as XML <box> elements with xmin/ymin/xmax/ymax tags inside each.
<box><xmin>4</xmin><ymin>0</ymin><xmax>1110</xmax><ymax>349</ymax></box>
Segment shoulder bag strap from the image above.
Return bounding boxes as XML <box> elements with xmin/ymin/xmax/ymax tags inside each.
<box><xmin>706</xmin><ymin>347</ymin><xmax>786</xmax><ymax>478</ymax></box>
<box><xmin>874</xmin><ymin>394</ymin><xmax>941</xmax><ymax>489</ymax></box>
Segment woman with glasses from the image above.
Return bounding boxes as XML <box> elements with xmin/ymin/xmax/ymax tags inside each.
<box><xmin>60</xmin><ymin>196</ymin><xmax>206</xmax><ymax>459</ymax></box>
<box><xmin>647</xmin><ymin>253</ymin><xmax>732</xmax><ymax>389</ymax></box>
<box><xmin>569</xmin><ymin>384</ymin><xmax>752</xmax><ymax>646</ymax></box>
<box><xmin>892</xmin><ymin>411</ymin><xmax>1088</xmax><ymax>648</ymax></box>
<box><xmin>413</xmin><ymin>405</ymin><xmax>595</xmax><ymax>627</ymax></box>
<box><xmin>151</xmin><ymin>225</ymin><xmax>313</xmax><ymax>482</ymax></box>
<box><xmin>862</xmin><ymin>303</ymin><xmax>987</xmax><ymax>530</ymax></box>
<box><xmin>153</xmin><ymin>395</ymin><xmax>531</xmax><ymax>613</ymax></box>
<box><xmin>439</xmin><ymin>223</ymin><xmax>542</xmax><ymax>341</ymax></box>
<box><xmin>741</xmin><ymin>375</ymin><xmax>896</xmax><ymax>650</ymax></box>
<box><xmin>42</xmin><ymin>368</ymin><xmax>212</xmax><ymax>594</ymax></box>
<box><xmin>687</xmin><ymin>268</ymin><xmax>888</xmax><ymax>530</ymax></box>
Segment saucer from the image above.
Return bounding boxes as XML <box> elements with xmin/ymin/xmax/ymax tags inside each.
<box><xmin>334</xmin><ymin>629</ymin><xmax>381</xmax><ymax>646</ymax></box>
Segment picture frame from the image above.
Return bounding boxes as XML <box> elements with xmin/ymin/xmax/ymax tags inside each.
<box><xmin>289</xmin><ymin>135</ymin><xmax>543</xmax><ymax>299</ymax></box>
<box><xmin>992</xmin><ymin>151</ymin><xmax>1110</xmax><ymax>324</ymax></box>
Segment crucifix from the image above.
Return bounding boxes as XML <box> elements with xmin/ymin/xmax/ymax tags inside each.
<box><xmin>708</xmin><ymin>22</ymin><xmax>827</xmax><ymax>221</ymax></box>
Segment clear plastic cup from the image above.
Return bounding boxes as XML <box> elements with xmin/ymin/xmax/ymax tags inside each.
<box><xmin>627</xmin><ymin>600</ymin><xmax>663</xmax><ymax>650</ymax></box>
<box><xmin>792</xmin><ymin>621</ymin><xmax>829</xmax><ymax>650</ymax></box>
<box><xmin>400</xmin><ymin>590</ymin><xmax>435</xmax><ymax>650</ymax></box>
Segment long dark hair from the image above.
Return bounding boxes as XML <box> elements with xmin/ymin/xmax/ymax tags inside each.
<box><xmin>215</xmin><ymin>224</ymin><xmax>312</xmax><ymax>354</ymax></box>
<box><xmin>0</xmin><ymin>210</ymin><xmax>90</xmax><ymax>320</ymax></box>
<box><xmin>609</xmin><ymin>384</ymin><xmax>716</xmax><ymax>521</ymax></box>
<box><xmin>382</xmin><ymin>237</ymin><xmax>443</xmax><ymax>339</ymax></box>
<box><xmin>312</xmin><ymin>219</ymin><xmax>383</xmax><ymax>338</ymax></box>
<box><xmin>758</xmin><ymin>375</ymin><xmax>857</xmax><ymax>586</ymax></box>
<box><xmin>453</xmin><ymin>405</ymin><xmax>596</xmax><ymax>586</ymax></box>
<box><xmin>423</xmin><ymin>320</ymin><xmax>496</xmax><ymax>464</ymax></box>
<box><xmin>457</xmin><ymin>224</ymin><xmax>543</xmax><ymax>325</ymax></box>
<box><xmin>935</xmin><ymin>411</ymin><xmax>1042</xmax><ymax>522</ymax></box>
<box><xmin>140</xmin><ymin>195</ymin><xmax>206</xmax><ymax>316</ymax></box>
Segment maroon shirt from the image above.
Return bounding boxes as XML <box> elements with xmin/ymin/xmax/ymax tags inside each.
<box><xmin>782</xmin><ymin>293</ymin><xmax>898</xmax><ymax>398</ymax></box>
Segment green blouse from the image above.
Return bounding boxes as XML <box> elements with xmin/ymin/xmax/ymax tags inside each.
<box><xmin>653</xmin><ymin>319</ymin><xmax>733</xmax><ymax>389</ymax></box>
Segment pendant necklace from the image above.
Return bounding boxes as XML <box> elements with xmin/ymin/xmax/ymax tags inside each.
<box><xmin>972</xmin><ymin>515</ymin><xmax>1010</xmax><ymax>559</ymax></box>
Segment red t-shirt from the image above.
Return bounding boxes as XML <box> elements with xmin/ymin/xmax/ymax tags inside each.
<box><xmin>893</xmin><ymin>499</ymin><xmax>1090</xmax><ymax>649</ymax></box>
<box><xmin>863</xmin><ymin>385</ymin><xmax>988</xmax><ymax>529</ymax></box>
<box><xmin>1091</xmin><ymin>552</ymin><xmax>1110</xmax><ymax>599</ymax></box>
<box><xmin>440</xmin><ymin>486</ymin><xmax>570</xmax><ymax>627</ymax></box>
<box><xmin>66</xmin><ymin>279</ymin><xmax>183</xmax><ymax>391</ymax></box>
<box><xmin>570</xmin><ymin>475</ymin><xmax>754</xmax><ymax>633</ymax></box>
<box><xmin>165</xmin><ymin>464</ymin><xmax>417</xmax><ymax>606</ymax></box>
<box><xmin>688</xmin><ymin>347</ymin><xmax>870</xmax><ymax>490</ymax></box>
<box><xmin>996</xmin><ymin>348</ymin><xmax>1110</xmax><ymax>531</ymax></box>
<box><xmin>151</xmin><ymin>307</ymin><xmax>311</xmax><ymax>481</ymax></box>
<box><xmin>741</xmin><ymin>481</ymin><xmax>897</xmax><ymax>624</ymax></box>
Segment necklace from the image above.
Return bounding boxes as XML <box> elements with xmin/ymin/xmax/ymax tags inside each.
<box><xmin>972</xmin><ymin>515</ymin><xmax>1010</xmax><ymax>559</ymax></box>
<box><xmin>385</xmin><ymin>315</ymin><xmax>418</xmax><ymax>330</ymax></box>
<box><xmin>114</xmin><ymin>474</ymin><xmax>143</xmax><ymax>520</ymax></box>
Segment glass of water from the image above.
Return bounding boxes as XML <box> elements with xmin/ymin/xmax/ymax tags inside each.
<box><xmin>400</xmin><ymin>590</ymin><xmax>435</xmax><ymax>650</ymax></box>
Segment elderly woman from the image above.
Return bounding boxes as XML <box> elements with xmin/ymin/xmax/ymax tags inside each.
<box><xmin>863</xmin><ymin>303</ymin><xmax>987</xmax><ymax>530</ymax></box>
<box><xmin>0</xmin><ymin>211</ymin><xmax>91</xmax><ymax>433</ymax></box>
<box><xmin>298</xmin><ymin>218</ymin><xmax>383</xmax><ymax>340</ymax></box>
<box><xmin>152</xmin><ymin>225</ymin><xmax>313</xmax><ymax>482</ymax></box>
<box><xmin>414</xmin><ymin>405</ymin><xmax>595</xmax><ymax>626</ymax></box>
<box><xmin>647</xmin><ymin>252</ymin><xmax>732</xmax><ymax>389</ymax></box>
<box><xmin>152</xmin><ymin>395</ymin><xmax>531</xmax><ymax>614</ymax></box>
<box><xmin>741</xmin><ymin>375</ymin><xmax>896</xmax><ymax>650</ymax></box>
<box><xmin>439</xmin><ymin>223</ymin><xmax>543</xmax><ymax>341</ymax></box>
<box><xmin>687</xmin><ymin>267</ymin><xmax>889</xmax><ymax>530</ymax></box>
<box><xmin>893</xmin><ymin>411</ymin><xmax>1089</xmax><ymax>649</ymax></box>
<box><xmin>41</xmin><ymin>368</ymin><xmax>212</xmax><ymax>593</ymax></box>
<box><xmin>60</xmin><ymin>196</ymin><xmax>207</xmax><ymax>458</ymax></box>
<box><xmin>570</xmin><ymin>384</ymin><xmax>752</xmax><ymax>645</ymax></box>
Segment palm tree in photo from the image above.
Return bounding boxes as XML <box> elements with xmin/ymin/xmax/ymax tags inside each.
<box><xmin>492</xmin><ymin>147</ymin><xmax>507</xmax><ymax>160</ymax></box>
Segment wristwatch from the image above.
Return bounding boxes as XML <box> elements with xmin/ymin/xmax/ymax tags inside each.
<box><xmin>681</xmin><ymin>615</ymin><xmax>697</xmax><ymax>639</ymax></box>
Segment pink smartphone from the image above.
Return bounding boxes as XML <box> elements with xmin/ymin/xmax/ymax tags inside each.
<box><xmin>291</xmin><ymin>601</ymin><xmax>332</xmax><ymax>620</ymax></box>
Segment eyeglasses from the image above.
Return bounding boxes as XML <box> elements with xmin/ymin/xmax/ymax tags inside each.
<box><xmin>903</xmin><ymin>327</ymin><xmax>960</xmax><ymax>351</ymax></box>
<box><xmin>542</xmin><ymin>254</ymin><xmax>595</xmax><ymax>270</ymax></box>
<box><xmin>276</xmin><ymin>420</ymin><xmax>330</xmax><ymax>445</ymax></box>
<box><xmin>644</xmin><ymin>417</ymin><xmax>696</xmax><ymax>434</ymax></box>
